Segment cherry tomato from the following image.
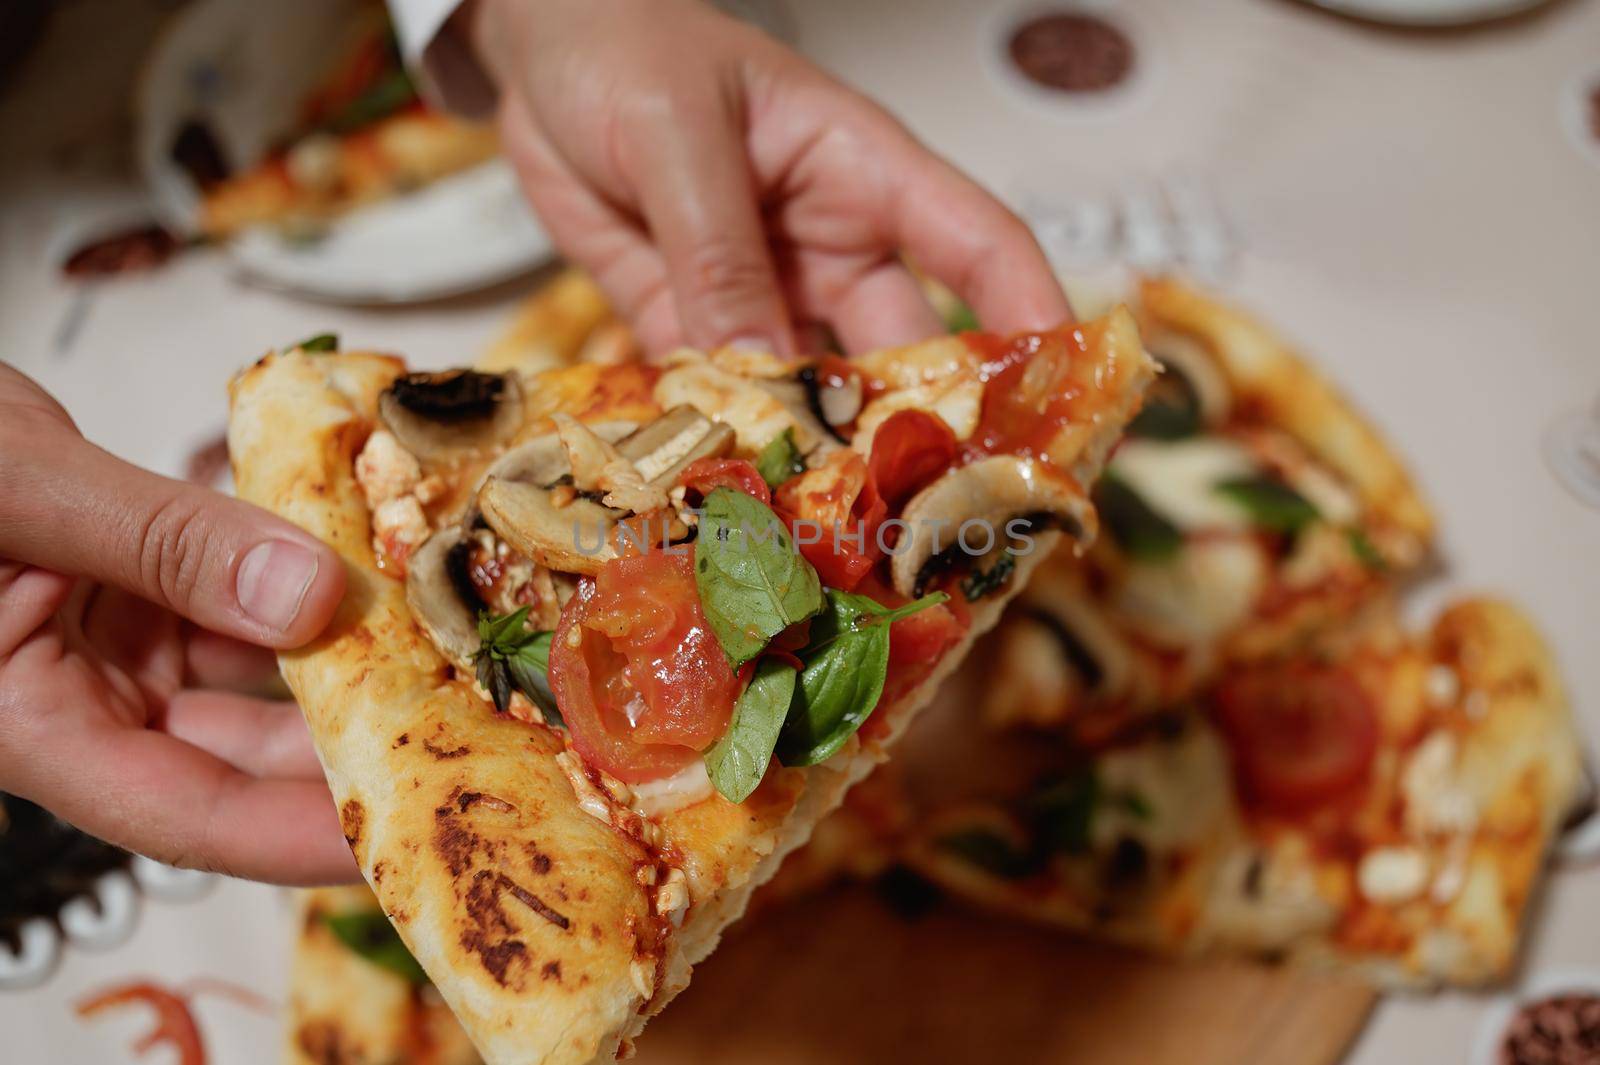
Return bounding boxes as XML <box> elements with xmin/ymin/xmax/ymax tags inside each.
<box><xmin>857</xmin><ymin>595</ymin><xmax>967</xmax><ymax>741</ymax></box>
<box><xmin>774</xmin><ymin>450</ymin><xmax>887</xmax><ymax>592</ymax></box>
<box><xmin>676</xmin><ymin>457</ymin><xmax>770</xmax><ymax>505</ymax></box>
<box><xmin>1212</xmin><ymin>664</ymin><xmax>1379</xmax><ymax>812</ymax></box>
<box><xmin>868</xmin><ymin>409</ymin><xmax>958</xmax><ymax>508</ymax></box>
<box><xmin>549</xmin><ymin>551</ymin><xmax>739</xmax><ymax>783</ymax></box>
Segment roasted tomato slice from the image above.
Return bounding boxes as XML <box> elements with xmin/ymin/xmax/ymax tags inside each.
<box><xmin>676</xmin><ymin>457</ymin><xmax>770</xmax><ymax>505</ymax></box>
<box><xmin>775</xmin><ymin>449</ymin><xmax>887</xmax><ymax>592</ymax></box>
<box><xmin>550</xmin><ymin>551</ymin><xmax>739</xmax><ymax>783</ymax></box>
<box><xmin>868</xmin><ymin>409</ymin><xmax>958</xmax><ymax>508</ymax></box>
<box><xmin>1212</xmin><ymin>663</ymin><xmax>1379</xmax><ymax>812</ymax></box>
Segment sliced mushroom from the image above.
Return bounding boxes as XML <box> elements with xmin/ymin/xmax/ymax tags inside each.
<box><xmin>379</xmin><ymin>370</ymin><xmax>523</xmax><ymax>461</ymax></box>
<box><xmin>755</xmin><ymin>377</ymin><xmax>838</xmax><ymax>450</ymax></box>
<box><xmin>795</xmin><ymin>365</ymin><xmax>862</xmax><ymax>441</ymax></box>
<box><xmin>890</xmin><ymin>455</ymin><xmax>1093</xmax><ymax>597</ymax></box>
<box><xmin>460</xmin><ymin>421</ymin><xmax>636</xmax><ymax>530</ymax></box>
<box><xmin>613</xmin><ymin>406</ymin><xmax>733</xmax><ymax>482</ymax></box>
<box><xmin>479</xmin><ymin>478</ymin><xmax>618</xmax><ymax>575</ymax></box>
<box><xmin>1144</xmin><ymin>331</ymin><xmax>1231</xmax><ymax>428</ymax></box>
<box><xmin>815</xmin><ymin>370</ymin><xmax>863</xmax><ymax>428</ymax></box>
<box><xmin>405</xmin><ymin>525</ymin><xmax>488</xmax><ymax>666</ymax></box>
<box><xmin>473</xmin><ymin>408</ymin><xmax>735</xmax><ymax>576</ymax></box>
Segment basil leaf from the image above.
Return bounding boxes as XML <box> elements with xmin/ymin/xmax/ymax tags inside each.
<box><xmin>1030</xmin><ymin>771</ymin><xmax>1099</xmax><ymax>855</ymax></box>
<box><xmin>294</xmin><ymin>332</ymin><xmax>339</xmax><ymax>353</ymax></box>
<box><xmin>1214</xmin><ymin>475</ymin><xmax>1319</xmax><ymax>534</ymax></box>
<box><xmin>1346</xmin><ymin>527</ymin><xmax>1386</xmax><ymax>571</ymax></box>
<box><xmin>1093</xmin><ymin>475</ymin><xmax>1182</xmax><ymax>562</ymax></box>
<box><xmin>322</xmin><ymin>68</ymin><xmax>417</xmax><ymax>135</ymax></box>
<box><xmin>478</xmin><ymin>605</ymin><xmax>532</xmax><ymax>646</ymax></box>
<box><xmin>755</xmin><ymin>429</ymin><xmax>806</xmax><ymax>489</ymax></box>
<box><xmin>776</xmin><ymin>592</ymin><xmax>891</xmax><ymax>767</ymax></box>
<box><xmin>944</xmin><ymin>299</ymin><xmax>980</xmax><ymax>334</ymax></box>
<box><xmin>506</xmin><ymin>632</ymin><xmax>562</xmax><ymax>727</ymax></box>
<box><xmin>324</xmin><ymin>911</ymin><xmax>428</xmax><ymax>985</ymax></box>
<box><xmin>474</xmin><ymin>608</ymin><xmax>559</xmax><ymax>723</ymax></box>
<box><xmin>961</xmin><ymin>551</ymin><xmax>1016</xmax><ymax>601</ymax></box>
<box><xmin>936</xmin><ymin>828</ymin><xmax>1033</xmax><ymax>879</ymax></box>
<box><xmin>705</xmin><ymin>660</ymin><xmax>797</xmax><ymax>803</ymax></box>
<box><xmin>694</xmin><ymin>487</ymin><xmax>823</xmax><ymax>666</ymax></box>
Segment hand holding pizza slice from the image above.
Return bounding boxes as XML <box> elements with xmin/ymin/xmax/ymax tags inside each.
<box><xmin>227</xmin><ymin>313</ymin><xmax>1154</xmax><ymax>1064</ymax></box>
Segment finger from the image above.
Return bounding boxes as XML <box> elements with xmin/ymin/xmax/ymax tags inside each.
<box><xmin>15</xmin><ymin>724</ymin><xmax>357</xmax><ymax>885</ymax></box>
<box><xmin>160</xmin><ymin>690</ymin><xmax>323</xmax><ymax>779</ymax></box>
<box><xmin>0</xmin><ymin>417</ymin><xmax>345</xmax><ymax>650</ymax></box>
<box><xmin>824</xmin><ymin>259</ymin><xmax>946</xmax><ymax>354</ymax></box>
<box><xmin>883</xmin><ymin>138</ymin><xmax>1073</xmax><ymax>333</ymax></box>
<box><xmin>184</xmin><ymin>628</ymin><xmax>283</xmax><ymax>694</ymax></box>
<box><xmin>0</xmin><ymin>563</ymin><xmax>74</xmax><ymax>656</ymax></box>
<box><xmin>617</xmin><ymin>85</ymin><xmax>794</xmax><ymax>354</ymax></box>
<box><xmin>496</xmin><ymin>96</ymin><xmax>685</xmax><ymax>356</ymax></box>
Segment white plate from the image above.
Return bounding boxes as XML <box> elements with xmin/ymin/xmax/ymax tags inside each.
<box><xmin>1303</xmin><ymin>0</ymin><xmax>1552</xmax><ymax>26</ymax></box>
<box><xmin>135</xmin><ymin>0</ymin><xmax>551</xmax><ymax>304</ymax></box>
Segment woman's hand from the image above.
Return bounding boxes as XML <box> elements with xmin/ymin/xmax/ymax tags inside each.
<box><xmin>469</xmin><ymin>0</ymin><xmax>1071</xmax><ymax>358</ymax></box>
<box><xmin>0</xmin><ymin>364</ymin><xmax>355</xmax><ymax>884</ymax></box>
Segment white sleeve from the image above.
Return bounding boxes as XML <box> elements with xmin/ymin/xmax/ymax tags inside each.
<box><xmin>387</xmin><ymin>0</ymin><xmax>498</xmax><ymax>119</ymax></box>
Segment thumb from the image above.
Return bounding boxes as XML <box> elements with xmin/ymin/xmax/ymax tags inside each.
<box><xmin>0</xmin><ymin>423</ymin><xmax>344</xmax><ymax>649</ymax></box>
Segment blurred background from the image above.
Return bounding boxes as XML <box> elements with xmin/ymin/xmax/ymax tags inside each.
<box><xmin>1</xmin><ymin>1</ymin><xmax>1598</xmax><ymax>1063</ymax></box>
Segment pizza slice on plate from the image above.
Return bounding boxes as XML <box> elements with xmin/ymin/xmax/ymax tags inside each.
<box><xmin>196</xmin><ymin>18</ymin><xmax>498</xmax><ymax>240</ymax></box>
<box><xmin>980</xmin><ymin>278</ymin><xmax>1435</xmax><ymax>743</ymax></box>
<box><xmin>228</xmin><ymin>312</ymin><xmax>1154</xmax><ymax>1064</ymax></box>
<box><xmin>287</xmin><ymin>886</ymin><xmax>481</xmax><ymax>1065</ymax></box>
<box><xmin>907</xmin><ymin>596</ymin><xmax>1582</xmax><ymax>987</ymax></box>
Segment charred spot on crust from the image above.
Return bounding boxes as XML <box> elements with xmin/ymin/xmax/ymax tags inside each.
<box><xmin>527</xmin><ymin>848</ymin><xmax>553</xmax><ymax>875</ymax></box>
<box><xmin>339</xmin><ymin>800</ymin><xmax>365</xmax><ymax>850</ymax></box>
<box><xmin>393</xmin><ymin>732</ymin><xmax>410</xmax><ymax>748</ymax></box>
<box><xmin>433</xmin><ymin>819</ymin><xmax>483</xmax><ymax>879</ymax></box>
<box><xmin>389</xmin><ymin>370</ymin><xmax>507</xmax><ymax>422</ymax></box>
<box><xmin>542</xmin><ymin>960</ymin><xmax>562</xmax><ymax>981</ymax></box>
<box><xmin>422</xmin><ymin>738</ymin><xmax>471</xmax><ymax>760</ymax></box>
<box><xmin>474</xmin><ymin>869</ymin><xmax>570</xmax><ymax>931</ymax></box>
<box><xmin>459</xmin><ymin>930</ymin><xmax>529</xmax><ymax>988</ymax></box>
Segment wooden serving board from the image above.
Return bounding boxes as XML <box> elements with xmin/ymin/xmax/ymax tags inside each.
<box><xmin>636</xmin><ymin>885</ymin><xmax>1375</xmax><ymax>1065</ymax></box>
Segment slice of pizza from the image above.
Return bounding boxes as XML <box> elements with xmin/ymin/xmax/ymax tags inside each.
<box><xmin>979</xmin><ymin>278</ymin><xmax>1435</xmax><ymax>742</ymax></box>
<box><xmin>287</xmin><ymin>886</ymin><xmax>481</xmax><ymax>1065</ymax></box>
<box><xmin>195</xmin><ymin>19</ymin><xmax>498</xmax><ymax>240</ymax></box>
<box><xmin>906</xmin><ymin>596</ymin><xmax>1583</xmax><ymax>987</ymax></box>
<box><xmin>475</xmin><ymin>270</ymin><xmax>640</xmax><ymax>376</ymax></box>
<box><xmin>227</xmin><ymin>313</ymin><xmax>1154</xmax><ymax>1064</ymax></box>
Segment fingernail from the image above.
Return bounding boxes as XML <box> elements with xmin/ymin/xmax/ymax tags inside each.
<box><xmin>236</xmin><ymin>541</ymin><xmax>318</xmax><ymax>633</ymax></box>
<box><xmin>726</xmin><ymin>335</ymin><xmax>777</xmax><ymax>355</ymax></box>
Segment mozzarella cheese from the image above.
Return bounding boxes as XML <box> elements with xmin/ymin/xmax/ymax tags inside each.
<box><xmin>371</xmin><ymin>495</ymin><xmax>429</xmax><ymax>554</ymax></box>
<box><xmin>1357</xmin><ymin>845</ymin><xmax>1429</xmax><ymax>905</ymax></box>
<box><xmin>1113</xmin><ymin>537</ymin><xmax>1268</xmax><ymax>649</ymax></box>
<box><xmin>654</xmin><ymin>359</ymin><xmax>814</xmax><ymax>453</ymax></box>
<box><xmin>1108</xmin><ymin>437</ymin><xmax>1261</xmax><ymax>532</ymax></box>
<box><xmin>630</xmin><ymin>759</ymin><xmax>714</xmax><ymax>817</ymax></box>
<box><xmin>354</xmin><ymin>429</ymin><xmax>422</xmax><ymax>508</ymax></box>
<box><xmin>852</xmin><ymin>375</ymin><xmax>984</xmax><ymax>454</ymax></box>
<box><xmin>1401</xmin><ymin>731</ymin><xmax>1479</xmax><ymax>837</ymax></box>
<box><xmin>1091</xmin><ymin>725</ymin><xmax>1232</xmax><ymax>852</ymax></box>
